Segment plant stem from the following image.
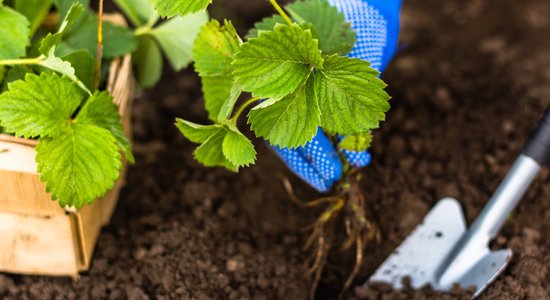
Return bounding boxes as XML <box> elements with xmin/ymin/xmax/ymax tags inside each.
<box><xmin>93</xmin><ymin>0</ymin><xmax>104</xmax><ymax>90</ymax></box>
<box><xmin>268</xmin><ymin>0</ymin><xmax>293</xmax><ymax>26</ymax></box>
<box><xmin>0</xmin><ymin>57</ymin><xmax>42</xmax><ymax>66</ymax></box>
<box><xmin>231</xmin><ymin>97</ymin><xmax>260</xmax><ymax>122</ymax></box>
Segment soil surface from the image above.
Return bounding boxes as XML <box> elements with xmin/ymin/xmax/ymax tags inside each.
<box><xmin>1</xmin><ymin>0</ymin><xmax>550</xmax><ymax>299</ymax></box>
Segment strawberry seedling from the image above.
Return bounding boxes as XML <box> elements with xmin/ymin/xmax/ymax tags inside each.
<box><xmin>0</xmin><ymin>0</ymin><xmax>206</xmax><ymax>208</ymax></box>
<box><xmin>174</xmin><ymin>0</ymin><xmax>391</xmax><ymax>297</ymax></box>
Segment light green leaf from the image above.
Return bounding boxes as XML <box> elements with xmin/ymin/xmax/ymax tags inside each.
<box><xmin>248</xmin><ymin>79</ymin><xmax>320</xmax><ymax>148</ymax></box>
<box><xmin>38</xmin><ymin>52</ymin><xmax>91</xmax><ymax>94</ymax></box>
<box><xmin>0</xmin><ymin>6</ymin><xmax>30</xmax><ymax>59</ymax></box>
<box><xmin>246</xmin><ymin>15</ymin><xmax>286</xmax><ymax>39</ymax></box>
<box><xmin>61</xmin><ymin>50</ymin><xmax>95</xmax><ymax>91</ymax></box>
<box><xmin>193</xmin><ymin>19</ymin><xmax>241</xmax><ymax>76</ymax></box>
<box><xmin>201</xmin><ymin>76</ymin><xmax>242</xmax><ymax>121</ymax></box>
<box><xmin>315</xmin><ymin>55</ymin><xmax>390</xmax><ymax>135</ymax></box>
<box><xmin>53</xmin><ymin>0</ymin><xmax>89</xmax><ymax>22</ymax></box>
<box><xmin>15</xmin><ymin>0</ymin><xmax>52</xmax><ymax>35</ymax></box>
<box><xmin>39</xmin><ymin>3</ymin><xmax>85</xmax><ymax>55</ymax></box>
<box><xmin>175</xmin><ymin>118</ymin><xmax>222</xmax><ymax>143</ymax></box>
<box><xmin>175</xmin><ymin>119</ymin><xmax>254</xmax><ymax>171</ymax></box>
<box><xmin>113</xmin><ymin>0</ymin><xmax>156</xmax><ymax>27</ymax></box>
<box><xmin>151</xmin><ymin>11</ymin><xmax>208</xmax><ymax>70</ymax></box>
<box><xmin>134</xmin><ymin>35</ymin><xmax>163</xmax><ymax>89</ymax></box>
<box><xmin>194</xmin><ymin>128</ymin><xmax>237</xmax><ymax>171</ymax></box>
<box><xmin>0</xmin><ymin>73</ymin><xmax>83</xmax><ymax>138</ymax></box>
<box><xmin>233</xmin><ymin>24</ymin><xmax>323</xmax><ymax>99</ymax></box>
<box><xmin>339</xmin><ymin>132</ymin><xmax>372</xmax><ymax>152</ymax></box>
<box><xmin>76</xmin><ymin>91</ymin><xmax>134</xmax><ymax>164</ymax></box>
<box><xmin>36</xmin><ymin>123</ymin><xmax>122</xmax><ymax>208</ymax></box>
<box><xmin>150</xmin><ymin>0</ymin><xmax>211</xmax><ymax>18</ymax></box>
<box><xmin>222</xmin><ymin>126</ymin><xmax>256</xmax><ymax>167</ymax></box>
<box><xmin>286</xmin><ymin>0</ymin><xmax>356</xmax><ymax>55</ymax></box>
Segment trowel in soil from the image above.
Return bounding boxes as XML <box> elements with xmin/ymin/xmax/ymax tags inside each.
<box><xmin>366</xmin><ymin>107</ymin><xmax>550</xmax><ymax>298</ymax></box>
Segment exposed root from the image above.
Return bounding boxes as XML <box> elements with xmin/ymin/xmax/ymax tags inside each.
<box><xmin>281</xmin><ymin>174</ymin><xmax>381</xmax><ymax>300</ymax></box>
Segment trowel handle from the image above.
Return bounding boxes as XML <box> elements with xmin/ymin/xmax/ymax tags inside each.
<box><xmin>470</xmin><ymin>108</ymin><xmax>550</xmax><ymax>239</ymax></box>
<box><xmin>523</xmin><ymin>107</ymin><xmax>550</xmax><ymax>166</ymax></box>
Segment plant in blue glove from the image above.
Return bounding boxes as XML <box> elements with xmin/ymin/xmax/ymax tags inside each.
<box><xmin>170</xmin><ymin>0</ymin><xmax>398</xmax><ymax>297</ymax></box>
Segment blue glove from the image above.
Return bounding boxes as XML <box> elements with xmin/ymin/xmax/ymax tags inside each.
<box><xmin>272</xmin><ymin>0</ymin><xmax>402</xmax><ymax>192</ymax></box>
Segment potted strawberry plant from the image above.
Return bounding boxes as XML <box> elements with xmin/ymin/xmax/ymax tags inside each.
<box><xmin>174</xmin><ymin>0</ymin><xmax>391</xmax><ymax>297</ymax></box>
<box><xmin>0</xmin><ymin>0</ymin><xmax>205</xmax><ymax>277</ymax></box>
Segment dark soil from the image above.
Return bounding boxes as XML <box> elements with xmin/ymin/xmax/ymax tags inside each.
<box><xmin>1</xmin><ymin>0</ymin><xmax>550</xmax><ymax>299</ymax></box>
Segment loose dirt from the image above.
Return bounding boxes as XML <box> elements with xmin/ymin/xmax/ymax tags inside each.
<box><xmin>1</xmin><ymin>0</ymin><xmax>549</xmax><ymax>299</ymax></box>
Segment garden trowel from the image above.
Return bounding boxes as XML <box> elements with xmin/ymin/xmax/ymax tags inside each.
<box><xmin>366</xmin><ymin>107</ymin><xmax>550</xmax><ymax>298</ymax></box>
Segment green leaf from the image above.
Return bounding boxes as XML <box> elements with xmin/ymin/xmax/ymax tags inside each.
<box><xmin>15</xmin><ymin>0</ymin><xmax>52</xmax><ymax>35</ymax></box>
<box><xmin>150</xmin><ymin>0</ymin><xmax>211</xmax><ymax>18</ymax></box>
<box><xmin>36</xmin><ymin>123</ymin><xmax>122</xmax><ymax>208</ymax></box>
<box><xmin>248</xmin><ymin>78</ymin><xmax>320</xmax><ymax>148</ymax></box>
<box><xmin>315</xmin><ymin>55</ymin><xmax>390</xmax><ymax>135</ymax></box>
<box><xmin>175</xmin><ymin>118</ymin><xmax>221</xmax><ymax>143</ymax></box>
<box><xmin>246</xmin><ymin>15</ymin><xmax>286</xmax><ymax>39</ymax></box>
<box><xmin>193</xmin><ymin>19</ymin><xmax>241</xmax><ymax>77</ymax></box>
<box><xmin>222</xmin><ymin>126</ymin><xmax>256</xmax><ymax>167</ymax></box>
<box><xmin>62</xmin><ymin>14</ymin><xmax>137</xmax><ymax>59</ymax></box>
<box><xmin>39</xmin><ymin>3</ymin><xmax>85</xmax><ymax>55</ymax></box>
<box><xmin>175</xmin><ymin>119</ymin><xmax>255</xmax><ymax>171</ymax></box>
<box><xmin>76</xmin><ymin>91</ymin><xmax>134</xmax><ymax>164</ymax></box>
<box><xmin>339</xmin><ymin>132</ymin><xmax>372</xmax><ymax>152</ymax></box>
<box><xmin>0</xmin><ymin>73</ymin><xmax>83</xmax><ymax>138</ymax></box>
<box><xmin>286</xmin><ymin>0</ymin><xmax>356</xmax><ymax>55</ymax></box>
<box><xmin>113</xmin><ymin>0</ymin><xmax>156</xmax><ymax>27</ymax></box>
<box><xmin>201</xmin><ymin>76</ymin><xmax>242</xmax><ymax>121</ymax></box>
<box><xmin>233</xmin><ymin>24</ymin><xmax>323</xmax><ymax>99</ymax></box>
<box><xmin>134</xmin><ymin>35</ymin><xmax>163</xmax><ymax>89</ymax></box>
<box><xmin>61</xmin><ymin>50</ymin><xmax>95</xmax><ymax>91</ymax></box>
<box><xmin>150</xmin><ymin>11</ymin><xmax>208</xmax><ymax>70</ymax></box>
<box><xmin>0</xmin><ymin>6</ymin><xmax>30</xmax><ymax>59</ymax></box>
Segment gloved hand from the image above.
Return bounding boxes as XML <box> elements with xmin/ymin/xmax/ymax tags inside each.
<box><xmin>272</xmin><ymin>0</ymin><xmax>402</xmax><ymax>192</ymax></box>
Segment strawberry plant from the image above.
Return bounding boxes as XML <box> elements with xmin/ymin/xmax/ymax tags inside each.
<box><xmin>0</xmin><ymin>0</ymin><xmax>206</xmax><ymax>208</ymax></box>
<box><xmin>173</xmin><ymin>0</ymin><xmax>391</xmax><ymax>296</ymax></box>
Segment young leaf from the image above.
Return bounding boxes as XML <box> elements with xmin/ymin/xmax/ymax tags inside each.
<box><xmin>339</xmin><ymin>132</ymin><xmax>372</xmax><ymax>152</ymax></box>
<box><xmin>193</xmin><ymin>19</ymin><xmax>241</xmax><ymax>77</ymax></box>
<box><xmin>36</xmin><ymin>123</ymin><xmax>122</xmax><ymax>208</ymax></box>
<box><xmin>315</xmin><ymin>55</ymin><xmax>390</xmax><ymax>135</ymax></box>
<box><xmin>201</xmin><ymin>76</ymin><xmax>242</xmax><ymax>121</ymax></box>
<box><xmin>0</xmin><ymin>73</ymin><xmax>83</xmax><ymax>138</ymax></box>
<box><xmin>76</xmin><ymin>91</ymin><xmax>134</xmax><ymax>164</ymax></box>
<box><xmin>113</xmin><ymin>0</ymin><xmax>156</xmax><ymax>27</ymax></box>
<box><xmin>175</xmin><ymin>119</ymin><xmax>256</xmax><ymax>170</ymax></box>
<box><xmin>134</xmin><ymin>35</ymin><xmax>163</xmax><ymax>89</ymax></box>
<box><xmin>247</xmin><ymin>15</ymin><xmax>286</xmax><ymax>39</ymax></box>
<box><xmin>0</xmin><ymin>6</ymin><xmax>30</xmax><ymax>59</ymax></box>
<box><xmin>39</xmin><ymin>51</ymin><xmax>91</xmax><ymax>94</ymax></box>
<box><xmin>233</xmin><ymin>24</ymin><xmax>323</xmax><ymax>99</ymax></box>
<box><xmin>15</xmin><ymin>0</ymin><xmax>52</xmax><ymax>35</ymax></box>
<box><xmin>150</xmin><ymin>11</ymin><xmax>208</xmax><ymax>70</ymax></box>
<box><xmin>248</xmin><ymin>78</ymin><xmax>320</xmax><ymax>148</ymax></box>
<box><xmin>286</xmin><ymin>0</ymin><xmax>356</xmax><ymax>55</ymax></box>
<box><xmin>53</xmin><ymin>0</ymin><xmax>89</xmax><ymax>22</ymax></box>
<box><xmin>222</xmin><ymin>126</ymin><xmax>256</xmax><ymax>167</ymax></box>
<box><xmin>175</xmin><ymin>119</ymin><xmax>221</xmax><ymax>143</ymax></box>
<box><xmin>39</xmin><ymin>3</ymin><xmax>85</xmax><ymax>55</ymax></box>
<box><xmin>150</xmin><ymin>0</ymin><xmax>211</xmax><ymax>18</ymax></box>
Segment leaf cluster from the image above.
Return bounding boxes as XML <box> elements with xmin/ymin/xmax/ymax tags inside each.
<box><xmin>177</xmin><ymin>0</ymin><xmax>391</xmax><ymax>171</ymax></box>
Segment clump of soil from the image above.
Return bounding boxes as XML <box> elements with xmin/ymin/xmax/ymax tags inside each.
<box><xmin>1</xmin><ymin>0</ymin><xmax>549</xmax><ymax>299</ymax></box>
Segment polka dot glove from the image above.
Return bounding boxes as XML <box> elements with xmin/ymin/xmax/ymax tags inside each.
<box><xmin>272</xmin><ymin>0</ymin><xmax>402</xmax><ymax>192</ymax></box>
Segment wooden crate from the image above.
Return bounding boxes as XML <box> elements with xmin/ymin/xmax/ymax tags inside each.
<box><xmin>0</xmin><ymin>43</ymin><xmax>134</xmax><ymax>277</ymax></box>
